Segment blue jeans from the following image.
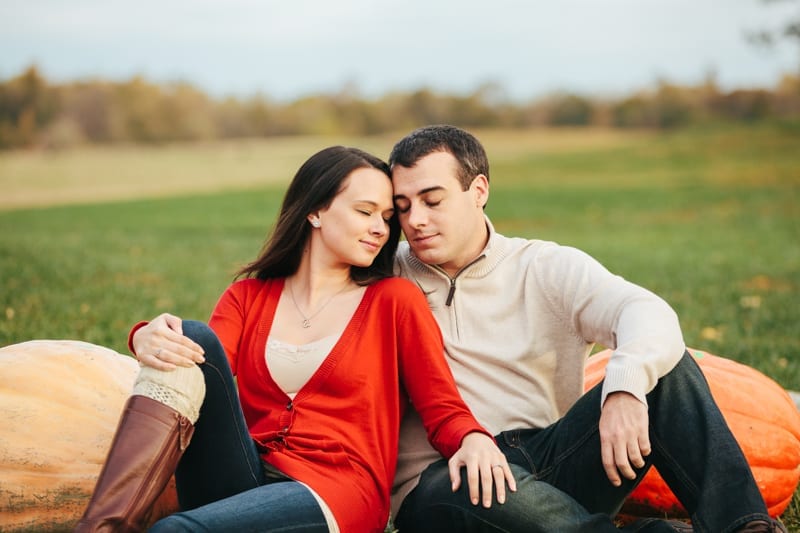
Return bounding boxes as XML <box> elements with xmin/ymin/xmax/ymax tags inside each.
<box><xmin>395</xmin><ymin>352</ymin><xmax>769</xmax><ymax>533</ymax></box>
<box><xmin>149</xmin><ymin>321</ymin><xmax>328</xmax><ymax>533</ymax></box>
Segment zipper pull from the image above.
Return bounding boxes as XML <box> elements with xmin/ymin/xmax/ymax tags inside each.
<box><xmin>446</xmin><ymin>278</ymin><xmax>456</xmax><ymax>306</ymax></box>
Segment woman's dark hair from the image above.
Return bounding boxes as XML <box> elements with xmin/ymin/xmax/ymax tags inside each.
<box><xmin>237</xmin><ymin>146</ymin><xmax>399</xmax><ymax>285</ymax></box>
<box><xmin>388</xmin><ymin>124</ymin><xmax>490</xmax><ymax>190</ymax></box>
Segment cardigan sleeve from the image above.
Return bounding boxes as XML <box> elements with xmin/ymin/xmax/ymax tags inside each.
<box><xmin>208</xmin><ymin>279</ymin><xmax>254</xmax><ymax>375</ymax></box>
<box><xmin>127</xmin><ymin>321</ymin><xmax>149</xmax><ymax>355</ymax></box>
<box><xmin>394</xmin><ymin>281</ymin><xmax>491</xmax><ymax>458</ymax></box>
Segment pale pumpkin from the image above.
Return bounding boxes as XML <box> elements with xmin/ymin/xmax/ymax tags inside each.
<box><xmin>0</xmin><ymin>340</ymin><xmax>178</xmax><ymax>532</ymax></box>
<box><xmin>584</xmin><ymin>348</ymin><xmax>800</xmax><ymax>518</ymax></box>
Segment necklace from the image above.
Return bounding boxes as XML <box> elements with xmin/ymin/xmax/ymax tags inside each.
<box><xmin>288</xmin><ymin>279</ymin><xmax>350</xmax><ymax>328</ymax></box>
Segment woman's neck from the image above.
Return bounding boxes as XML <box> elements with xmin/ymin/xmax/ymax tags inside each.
<box><xmin>277</xmin><ymin>263</ymin><xmax>362</xmax><ymax>343</ymax></box>
<box><xmin>289</xmin><ymin>262</ymin><xmax>354</xmax><ymax>307</ymax></box>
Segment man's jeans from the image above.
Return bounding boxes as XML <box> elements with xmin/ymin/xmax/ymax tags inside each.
<box><xmin>149</xmin><ymin>320</ymin><xmax>328</xmax><ymax>532</ymax></box>
<box><xmin>395</xmin><ymin>352</ymin><xmax>770</xmax><ymax>533</ymax></box>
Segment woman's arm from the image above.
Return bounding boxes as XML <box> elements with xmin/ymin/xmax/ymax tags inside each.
<box><xmin>395</xmin><ymin>284</ymin><xmax>516</xmax><ymax>507</ymax></box>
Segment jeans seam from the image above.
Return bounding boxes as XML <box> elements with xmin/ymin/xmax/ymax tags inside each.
<box><xmin>535</xmin><ymin>422</ymin><xmax>599</xmax><ymax>482</ymax></box>
<box><xmin>204</xmin><ymin>359</ymin><xmax>262</xmax><ymax>486</ymax></box>
<box><xmin>651</xmin><ymin>432</ymin><xmax>700</xmax><ymax>503</ymax></box>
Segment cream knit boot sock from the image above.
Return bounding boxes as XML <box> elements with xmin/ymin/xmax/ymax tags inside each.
<box><xmin>132</xmin><ymin>364</ymin><xmax>206</xmax><ymax>424</ymax></box>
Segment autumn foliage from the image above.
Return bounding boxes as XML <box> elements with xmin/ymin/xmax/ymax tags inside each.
<box><xmin>2</xmin><ymin>66</ymin><xmax>799</xmax><ymax>150</ymax></box>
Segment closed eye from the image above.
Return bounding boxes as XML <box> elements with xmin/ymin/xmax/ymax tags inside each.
<box><xmin>394</xmin><ymin>199</ymin><xmax>410</xmax><ymax>213</ymax></box>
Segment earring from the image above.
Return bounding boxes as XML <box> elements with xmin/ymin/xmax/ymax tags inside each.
<box><xmin>311</xmin><ymin>219</ymin><xmax>321</xmax><ymax>228</ymax></box>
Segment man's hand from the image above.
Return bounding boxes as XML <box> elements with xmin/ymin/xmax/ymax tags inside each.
<box><xmin>448</xmin><ymin>432</ymin><xmax>517</xmax><ymax>508</ymax></box>
<box><xmin>132</xmin><ymin>313</ymin><xmax>205</xmax><ymax>371</ymax></box>
<box><xmin>598</xmin><ymin>391</ymin><xmax>650</xmax><ymax>486</ymax></box>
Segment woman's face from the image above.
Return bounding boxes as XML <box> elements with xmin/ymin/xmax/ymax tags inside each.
<box><xmin>313</xmin><ymin>167</ymin><xmax>394</xmax><ymax>268</ymax></box>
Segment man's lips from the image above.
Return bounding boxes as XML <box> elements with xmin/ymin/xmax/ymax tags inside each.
<box><xmin>411</xmin><ymin>234</ymin><xmax>437</xmax><ymax>245</ymax></box>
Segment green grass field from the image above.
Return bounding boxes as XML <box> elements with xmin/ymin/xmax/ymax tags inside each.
<box><xmin>1</xmin><ymin>122</ymin><xmax>799</xmax><ymax>529</ymax></box>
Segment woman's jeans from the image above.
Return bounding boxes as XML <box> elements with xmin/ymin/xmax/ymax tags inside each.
<box><xmin>149</xmin><ymin>320</ymin><xmax>328</xmax><ymax>532</ymax></box>
<box><xmin>395</xmin><ymin>352</ymin><xmax>770</xmax><ymax>533</ymax></box>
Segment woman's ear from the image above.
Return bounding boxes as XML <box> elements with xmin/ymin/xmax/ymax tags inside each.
<box><xmin>307</xmin><ymin>213</ymin><xmax>321</xmax><ymax>228</ymax></box>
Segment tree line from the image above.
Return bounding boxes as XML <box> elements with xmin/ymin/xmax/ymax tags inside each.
<box><xmin>1</xmin><ymin>66</ymin><xmax>798</xmax><ymax>150</ymax></box>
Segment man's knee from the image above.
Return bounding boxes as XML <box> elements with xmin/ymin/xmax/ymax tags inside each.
<box><xmin>657</xmin><ymin>350</ymin><xmax>709</xmax><ymax>391</ymax></box>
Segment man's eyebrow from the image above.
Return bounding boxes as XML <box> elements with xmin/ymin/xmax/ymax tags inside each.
<box><xmin>393</xmin><ymin>186</ymin><xmax>446</xmax><ymax>201</ymax></box>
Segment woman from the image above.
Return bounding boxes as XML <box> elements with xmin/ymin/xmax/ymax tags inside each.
<box><xmin>75</xmin><ymin>146</ymin><xmax>514</xmax><ymax>532</ymax></box>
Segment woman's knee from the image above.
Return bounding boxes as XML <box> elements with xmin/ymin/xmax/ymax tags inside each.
<box><xmin>182</xmin><ymin>320</ymin><xmax>227</xmax><ymax>365</ymax></box>
<box><xmin>182</xmin><ymin>320</ymin><xmax>217</xmax><ymax>348</ymax></box>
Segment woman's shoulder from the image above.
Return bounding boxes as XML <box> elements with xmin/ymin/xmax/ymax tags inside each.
<box><xmin>222</xmin><ymin>277</ymin><xmax>276</xmax><ymax>299</ymax></box>
<box><xmin>369</xmin><ymin>277</ymin><xmax>427</xmax><ymax>306</ymax></box>
<box><xmin>228</xmin><ymin>276</ymin><xmax>266</xmax><ymax>290</ymax></box>
<box><xmin>371</xmin><ymin>276</ymin><xmax>418</xmax><ymax>292</ymax></box>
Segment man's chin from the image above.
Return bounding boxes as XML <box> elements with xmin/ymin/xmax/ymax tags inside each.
<box><xmin>409</xmin><ymin>247</ymin><xmax>442</xmax><ymax>266</ymax></box>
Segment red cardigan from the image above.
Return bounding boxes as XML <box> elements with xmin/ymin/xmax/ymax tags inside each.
<box><xmin>203</xmin><ymin>276</ymin><xmax>484</xmax><ymax>532</ymax></box>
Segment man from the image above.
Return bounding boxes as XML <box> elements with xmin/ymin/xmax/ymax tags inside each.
<box><xmin>388</xmin><ymin>125</ymin><xmax>785</xmax><ymax>533</ymax></box>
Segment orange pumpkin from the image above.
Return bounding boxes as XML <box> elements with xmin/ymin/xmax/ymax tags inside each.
<box><xmin>0</xmin><ymin>340</ymin><xmax>179</xmax><ymax>532</ymax></box>
<box><xmin>584</xmin><ymin>348</ymin><xmax>800</xmax><ymax>518</ymax></box>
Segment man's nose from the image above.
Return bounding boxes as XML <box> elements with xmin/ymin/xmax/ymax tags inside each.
<box><xmin>407</xmin><ymin>205</ymin><xmax>427</xmax><ymax>228</ymax></box>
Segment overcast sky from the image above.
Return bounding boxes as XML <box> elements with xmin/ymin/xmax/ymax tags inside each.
<box><xmin>1</xmin><ymin>0</ymin><xmax>797</xmax><ymax>101</ymax></box>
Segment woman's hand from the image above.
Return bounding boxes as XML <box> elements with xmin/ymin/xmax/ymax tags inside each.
<box><xmin>132</xmin><ymin>313</ymin><xmax>205</xmax><ymax>371</ymax></box>
<box><xmin>448</xmin><ymin>431</ymin><xmax>517</xmax><ymax>508</ymax></box>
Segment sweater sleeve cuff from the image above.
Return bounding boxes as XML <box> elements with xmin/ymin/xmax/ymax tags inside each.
<box><xmin>600</xmin><ymin>361</ymin><xmax>650</xmax><ymax>408</ymax></box>
<box><xmin>127</xmin><ymin>321</ymin><xmax>149</xmax><ymax>356</ymax></box>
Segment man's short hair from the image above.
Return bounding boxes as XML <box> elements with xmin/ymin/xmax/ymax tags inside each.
<box><xmin>389</xmin><ymin>125</ymin><xmax>490</xmax><ymax>191</ymax></box>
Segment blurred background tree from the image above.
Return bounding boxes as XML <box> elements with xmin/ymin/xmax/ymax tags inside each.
<box><xmin>747</xmin><ymin>0</ymin><xmax>800</xmax><ymax>74</ymax></box>
<box><xmin>0</xmin><ymin>64</ymin><xmax>798</xmax><ymax>151</ymax></box>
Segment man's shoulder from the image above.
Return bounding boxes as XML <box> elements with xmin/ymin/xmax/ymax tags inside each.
<box><xmin>493</xmin><ymin>233</ymin><xmax>567</xmax><ymax>265</ymax></box>
<box><xmin>393</xmin><ymin>242</ymin><xmax>424</xmax><ymax>278</ymax></box>
<box><xmin>501</xmin><ymin>235</ymin><xmax>594</xmax><ymax>263</ymax></box>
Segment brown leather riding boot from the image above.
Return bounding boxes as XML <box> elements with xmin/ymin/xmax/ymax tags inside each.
<box><xmin>74</xmin><ymin>395</ymin><xmax>194</xmax><ymax>533</ymax></box>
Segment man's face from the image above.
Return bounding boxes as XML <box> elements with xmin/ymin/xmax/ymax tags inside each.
<box><xmin>392</xmin><ymin>151</ymin><xmax>489</xmax><ymax>276</ymax></box>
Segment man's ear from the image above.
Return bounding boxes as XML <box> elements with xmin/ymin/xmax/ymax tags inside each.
<box><xmin>471</xmin><ymin>174</ymin><xmax>489</xmax><ymax>208</ymax></box>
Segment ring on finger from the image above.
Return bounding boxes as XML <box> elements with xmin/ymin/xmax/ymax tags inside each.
<box><xmin>491</xmin><ymin>464</ymin><xmax>503</xmax><ymax>469</ymax></box>
<box><xmin>155</xmin><ymin>348</ymin><xmax>162</xmax><ymax>357</ymax></box>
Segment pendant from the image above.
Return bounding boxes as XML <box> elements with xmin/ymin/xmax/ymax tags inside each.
<box><xmin>302</xmin><ymin>319</ymin><xmax>311</xmax><ymax>328</ymax></box>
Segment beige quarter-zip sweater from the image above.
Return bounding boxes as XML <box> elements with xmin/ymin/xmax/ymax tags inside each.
<box><xmin>391</xmin><ymin>217</ymin><xmax>686</xmax><ymax>514</ymax></box>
